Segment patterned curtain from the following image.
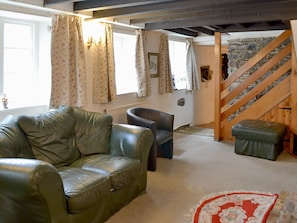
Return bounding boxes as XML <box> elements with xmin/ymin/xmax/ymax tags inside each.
<box><xmin>93</xmin><ymin>23</ymin><xmax>116</xmax><ymax>103</ymax></box>
<box><xmin>159</xmin><ymin>34</ymin><xmax>173</xmax><ymax>94</ymax></box>
<box><xmin>135</xmin><ymin>30</ymin><xmax>151</xmax><ymax>97</ymax></box>
<box><xmin>186</xmin><ymin>39</ymin><xmax>200</xmax><ymax>91</ymax></box>
<box><xmin>50</xmin><ymin>15</ymin><xmax>87</xmax><ymax>108</ymax></box>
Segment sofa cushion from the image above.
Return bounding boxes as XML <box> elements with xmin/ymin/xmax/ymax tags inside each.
<box><xmin>0</xmin><ymin>115</ymin><xmax>34</xmax><ymax>158</ymax></box>
<box><xmin>72</xmin><ymin>107</ymin><xmax>112</xmax><ymax>155</ymax></box>
<box><xmin>70</xmin><ymin>154</ymin><xmax>141</xmax><ymax>190</ymax></box>
<box><xmin>17</xmin><ymin>106</ymin><xmax>80</xmax><ymax>167</ymax></box>
<box><xmin>57</xmin><ymin>167</ymin><xmax>111</xmax><ymax>214</ymax></box>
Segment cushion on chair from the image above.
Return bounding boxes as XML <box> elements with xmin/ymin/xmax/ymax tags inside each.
<box><xmin>17</xmin><ymin>106</ymin><xmax>80</xmax><ymax>167</ymax></box>
<box><xmin>70</xmin><ymin>154</ymin><xmax>141</xmax><ymax>190</ymax></box>
<box><xmin>0</xmin><ymin>115</ymin><xmax>34</xmax><ymax>158</ymax></box>
<box><xmin>58</xmin><ymin>167</ymin><xmax>111</xmax><ymax>214</ymax></box>
<box><xmin>72</xmin><ymin>107</ymin><xmax>113</xmax><ymax>155</ymax></box>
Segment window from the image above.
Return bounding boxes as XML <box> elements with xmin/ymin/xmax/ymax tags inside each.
<box><xmin>0</xmin><ymin>13</ymin><xmax>51</xmax><ymax>109</ymax></box>
<box><xmin>169</xmin><ymin>40</ymin><xmax>187</xmax><ymax>90</ymax></box>
<box><xmin>113</xmin><ymin>32</ymin><xmax>137</xmax><ymax>95</ymax></box>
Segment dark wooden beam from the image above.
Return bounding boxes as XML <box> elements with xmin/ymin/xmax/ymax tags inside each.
<box><xmin>145</xmin><ymin>7</ymin><xmax>297</xmax><ymax>30</ymax></box>
<box><xmin>113</xmin><ymin>0</ymin><xmax>276</xmax><ymax>22</ymax></box>
<box><xmin>189</xmin><ymin>27</ymin><xmax>214</xmax><ymax>36</ymax></box>
<box><xmin>165</xmin><ymin>28</ymin><xmax>198</xmax><ymax>37</ymax></box>
<box><xmin>44</xmin><ymin>0</ymin><xmax>71</xmax><ymax>5</ymax></box>
<box><xmin>213</xmin><ymin>23</ymin><xmax>288</xmax><ymax>33</ymax></box>
<box><xmin>73</xmin><ymin>0</ymin><xmax>178</xmax><ymax>11</ymax></box>
<box><xmin>129</xmin><ymin>0</ymin><xmax>297</xmax><ymax>30</ymax></box>
<box><xmin>129</xmin><ymin>0</ymin><xmax>276</xmax><ymax>24</ymax></box>
<box><xmin>88</xmin><ymin>0</ymin><xmax>269</xmax><ymax>17</ymax></box>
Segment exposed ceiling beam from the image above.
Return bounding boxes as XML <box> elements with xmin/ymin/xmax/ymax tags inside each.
<box><xmin>189</xmin><ymin>27</ymin><xmax>215</xmax><ymax>36</ymax></box>
<box><xmin>165</xmin><ymin>28</ymin><xmax>198</xmax><ymax>37</ymax></box>
<box><xmin>87</xmin><ymin>0</ymin><xmax>275</xmax><ymax>18</ymax></box>
<box><xmin>145</xmin><ymin>7</ymin><xmax>297</xmax><ymax>30</ymax></box>
<box><xmin>75</xmin><ymin>0</ymin><xmax>188</xmax><ymax>12</ymax></box>
<box><xmin>73</xmin><ymin>0</ymin><xmax>180</xmax><ymax>11</ymax></box>
<box><xmin>129</xmin><ymin>0</ymin><xmax>284</xmax><ymax>25</ymax></box>
<box><xmin>43</xmin><ymin>0</ymin><xmax>71</xmax><ymax>5</ymax></box>
<box><xmin>42</xmin><ymin>0</ymin><xmax>297</xmax><ymax>38</ymax></box>
<box><xmin>214</xmin><ymin>22</ymin><xmax>288</xmax><ymax>33</ymax></box>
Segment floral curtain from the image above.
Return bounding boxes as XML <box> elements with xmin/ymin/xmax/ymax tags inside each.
<box><xmin>50</xmin><ymin>15</ymin><xmax>87</xmax><ymax>108</ymax></box>
<box><xmin>92</xmin><ymin>23</ymin><xmax>116</xmax><ymax>103</ymax></box>
<box><xmin>135</xmin><ymin>30</ymin><xmax>151</xmax><ymax>97</ymax></box>
<box><xmin>159</xmin><ymin>34</ymin><xmax>173</xmax><ymax>94</ymax></box>
<box><xmin>186</xmin><ymin>39</ymin><xmax>200</xmax><ymax>91</ymax></box>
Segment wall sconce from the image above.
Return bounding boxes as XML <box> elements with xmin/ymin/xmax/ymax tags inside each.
<box><xmin>86</xmin><ymin>36</ymin><xmax>94</xmax><ymax>49</ymax></box>
<box><xmin>83</xmin><ymin>21</ymin><xmax>105</xmax><ymax>50</ymax></box>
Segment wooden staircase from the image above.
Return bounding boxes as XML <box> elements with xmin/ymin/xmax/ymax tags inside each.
<box><xmin>214</xmin><ymin>30</ymin><xmax>297</xmax><ymax>146</ymax></box>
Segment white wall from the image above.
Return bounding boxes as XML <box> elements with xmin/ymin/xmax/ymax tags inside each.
<box><xmin>84</xmin><ymin>31</ymin><xmax>194</xmax><ymax>129</ymax></box>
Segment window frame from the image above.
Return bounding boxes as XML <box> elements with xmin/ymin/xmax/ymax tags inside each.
<box><xmin>0</xmin><ymin>13</ymin><xmax>51</xmax><ymax>109</ymax></box>
<box><xmin>168</xmin><ymin>38</ymin><xmax>188</xmax><ymax>90</ymax></box>
<box><xmin>113</xmin><ymin>30</ymin><xmax>138</xmax><ymax>95</ymax></box>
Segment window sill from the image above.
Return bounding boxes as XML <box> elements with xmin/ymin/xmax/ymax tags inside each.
<box><xmin>0</xmin><ymin>105</ymin><xmax>49</xmax><ymax>122</ymax></box>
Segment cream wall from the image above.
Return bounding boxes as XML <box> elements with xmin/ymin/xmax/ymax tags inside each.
<box><xmin>84</xmin><ymin>31</ymin><xmax>195</xmax><ymax>129</ymax></box>
<box><xmin>193</xmin><ymin>45</ymin><xmax>215</xmax><ymax>125</ymax></box>
<box><xmin>0</xmin><ymin>1</ymin><xmax>197</xmax><ymax>129</ymax></box>
<box><xmin>0</xmin><ymin>11</ymin><xmax>195</xmax><ymax>128</ymax></box>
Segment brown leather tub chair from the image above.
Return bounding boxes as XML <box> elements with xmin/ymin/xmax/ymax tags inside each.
<box><xmin>127</xmin><ymin>107</ymin><xmax>174</xmax><ymax>171</ymax></box>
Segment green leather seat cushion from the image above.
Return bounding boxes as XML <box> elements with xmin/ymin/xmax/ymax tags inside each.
<box><xmin>70</xmin><ymin>154</ymin><xmax>141</xmax><ymax>190</ymax></box>
<box><xmin>232</xmin><ymin>119</ymin><xmax>286</xmax><ymax>144</ymax></box>
<box><xmin>58</xmin><ymin>167</ymin><xmax>111</xmax><ymax>214</ymax></box>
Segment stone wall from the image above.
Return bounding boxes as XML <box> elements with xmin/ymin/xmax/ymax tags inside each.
<box><xmin>227</xmin><ymin>37</ymin><xmax>291</xmax><ymax>120</ymax></box>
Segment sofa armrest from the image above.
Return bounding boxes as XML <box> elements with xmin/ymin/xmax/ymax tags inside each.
<box><xmin>0</xmin><ymin>158</ymin><xmax>67</xmax><ymax>223</ymax></box>
<box><xmin>110</xmin><ymin>124</ymin><xmax>153</xmax><ymax>166</ymax></box>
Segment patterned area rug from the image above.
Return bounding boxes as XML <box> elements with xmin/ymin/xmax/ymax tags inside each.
<box><xmin>186</xmin><ymin>191</ymin><xmax>278</xmax><ymax>223</ymax></box>
<box><xmin>175</xmin><ymin>125</ymin><xmax>214</xmax><ymax>137</ymax></box>
<box><xmin>267</xmin><ymin>191</ymin><xmax>297</xmax><ymax>222</ymax></box>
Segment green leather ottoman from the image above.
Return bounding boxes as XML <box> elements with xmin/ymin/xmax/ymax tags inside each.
<box><xmin>232</xmin><ymin>119</ymin><xmax>287</xmax><ymax>160</ymax></box>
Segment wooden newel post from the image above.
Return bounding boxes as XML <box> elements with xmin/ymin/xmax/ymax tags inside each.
<box><xmin>290</xmin><ymin>39</ymin><xmax>297</xmax><ymax>154</ymax></box>
<box><xmin>214</xmin><ymin>32</ymin><xmax>222</xmax><ymax>141</ymax></box>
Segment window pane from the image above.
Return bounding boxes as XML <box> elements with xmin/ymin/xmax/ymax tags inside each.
<box><xmin>0</xmin><ymin>16</ymin><xmax>51</xmax><ymax>109</ymax></box>
<box><xmin>2</xmin><ymin>22</ymin><xmax>35</xmax><ymax>108</ymax></box>
<box><xmin>4</xmin><ymin>23</ymin><xmax>32</xmax><ymax>48</ymax></box>
<box><xmin>4</xmin><ymin>49</ymin><xmax>33</xmax><ymax>74</ymax></box>
<box><xmin>169</xmin><ymin>40</ymin><xmax>187</xmax><ymax>90</ymax></box>
<box><xmin>114</xmin><ymin>32</ymin><xmax>137</xmax><ymax>95</ymax></box>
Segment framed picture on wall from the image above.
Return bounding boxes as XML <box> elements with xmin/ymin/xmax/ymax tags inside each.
<box><xmin>148</xmin><ymin>53</ymin><xmax>159</xmax><ymax>78</ymax></box>
<box><xmin>200</xmin><ymin>66</ymin><xmax>211</xmax><ymax>82</ymax></box>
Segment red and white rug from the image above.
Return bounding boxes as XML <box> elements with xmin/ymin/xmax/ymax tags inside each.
<box><xmin>191</xmin><ymin>191</ymin><xmax>278</xmax><ymax>223</ymax></box>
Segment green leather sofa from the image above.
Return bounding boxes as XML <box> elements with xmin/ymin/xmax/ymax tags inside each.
<box><xmin>0</xmin><ymin>105</ymin><xmax>153</xmax><ymax>223</ymax></box>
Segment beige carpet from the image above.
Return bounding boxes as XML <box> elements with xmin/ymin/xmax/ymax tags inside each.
<box><xmin>105</xmin><ymin>133</ymin><xmax>297</xmax><ymax>223</ymax></box>
<box><xmin>175</xmin><ymin>125</ymin><xmax>214</xmax><ymax>137</ymax></box>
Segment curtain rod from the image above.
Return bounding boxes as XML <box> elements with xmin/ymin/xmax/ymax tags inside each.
<box><xmin>85</xmin><ymin>18</ymin><xmax>143</xmax><ymax>30</ymax></box>
<box><xmin>0</xmin><ymin>0</ymin><xmax>90</xmax><ymax>19</ymax></box>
